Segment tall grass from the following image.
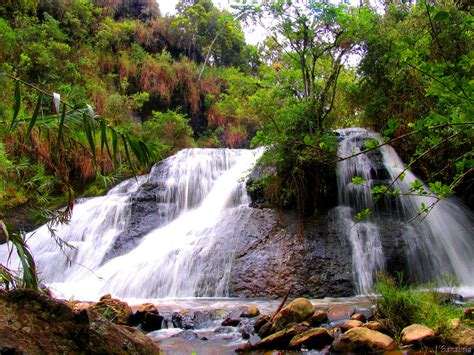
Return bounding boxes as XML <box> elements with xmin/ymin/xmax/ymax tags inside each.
<box><xmin>373</xmin><ymin>274</ymin><xmax>465</xmax><ymax>343</ymax></box>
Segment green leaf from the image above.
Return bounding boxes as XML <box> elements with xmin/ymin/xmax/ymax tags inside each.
<box><xmin>355</xmin><ymin>208</ymin><xmax>371</xmax><ymax>222</ymax></box>
<box><xmin>110</xmin><ymin>127</ymin><xmax>118</xmax><ymax>171</ymax></box>
<box><xmin>10</xmin><ymin>80</ymin><xmax>21</xmax><ymax>130</ymax></box>
<box><xmin>55</xmin><ymin>103</ymin><xmax>67</xmax><ymax>155</ymax></box>
<box><xmin>372</xmin><ymin>184</ymin><xmax>389</xmax><ymax>195</ymax></box>
<box><xmin>433</xmin><ymin>11</ymin><xmax>448</xmax><ymax>22</ymax></box>
<box><xmin>121</xmin><ymin>134</ymin><xmax>136</xmax><ymax>176</ymax></box>
<box><xmin>100</xmin><ymin>119</ymin><xmax>112</xmax><ymax>161</ymax></box>
<box><xmin>364</xmin><ymin>139</ymin><xmax>378</xmax><ymax>150</ymax></box>
<box><xmin>26</xmin><ymin>93</ymin><xmax>42</xmax><ymax>141</ymax></box>
<box><xmin>82</xmin><ymin>112</ymin><xmax>96</xmax><ymax>162</ymax></box>
<box><xmin>428</xmin><ymin>181</ymin><xmax>453</xmax><ymax>199</ymax></box>
<box><xmin>352</xmin><ymin>176</ymin><xmax>366</xmax><ymax>185</ymax></box>
<box><xmin>303</xmin><ymin>135</ymin><xmax>315</xmax><ymax>145</ymax></box>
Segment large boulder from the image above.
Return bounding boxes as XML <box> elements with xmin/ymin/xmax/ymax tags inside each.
<box><xmin>401</xmin><ymin>324</ymin><xmax>436</xmax><ymax>345</ymax></box>
<box><xmin>272</xmin><ymin>298</ymin><xmax>314</xmax><ymax>332</ymax></box>
<box><xmin>332</xmin><ymin>327</ymin><xmax>396</xmax><ymax>352</ymax></box>
<box><xmin>0</xmin><ymin>289</ymin><xmax>159</xmax><ymax>354</ymax></box>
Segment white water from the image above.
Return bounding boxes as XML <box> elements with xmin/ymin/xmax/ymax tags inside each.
<box><xmin>2</xmin><ymin>134</ymin><xmax>473</xmax><ymax>299</ymax></box>
<box><xmin>1</xmin><ymin>148</ymin><xmax>262</xmax><ymax>300</ymax></box>
<box><xmin>337</xmin><ymin>128</ymin><xmax>474</xmax><ymax>293</ymax></box>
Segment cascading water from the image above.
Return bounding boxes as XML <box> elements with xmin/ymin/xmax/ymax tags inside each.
<box><xmin>1</xmin><ymin>131</ymin><xmax>473</xmax><ymax>299</ymax></box>
<box><xmin>0</xmin><ymin>148</ymin><xmax>262</xmax><ymax>300</ymax></box>
<box><xmin>337</xmin><ymin>128</ymin><xmax>474</xmax><ymax>294</ymax></box>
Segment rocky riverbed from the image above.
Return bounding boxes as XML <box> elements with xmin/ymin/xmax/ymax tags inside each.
<box><xmin>2</xmin><ymin>290</ymin><xmax>473</xmax><ymax>354</ymax></box>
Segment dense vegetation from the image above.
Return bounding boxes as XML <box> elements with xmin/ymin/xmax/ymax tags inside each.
<box><xmin>0</xmin><ymin>0</ymin><xmax>472</xmax><ymax>236</ymax></box>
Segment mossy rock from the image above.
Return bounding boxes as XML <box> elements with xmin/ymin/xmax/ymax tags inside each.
<box><xmin>0</xmin><ymin>289</ymin><xmax>159</xmax><ymax>354</ymax></box>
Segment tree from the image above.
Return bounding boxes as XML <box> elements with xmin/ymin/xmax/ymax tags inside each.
<box><xmin>173</xmin><ymin>0</ymin><xmax>247</xmax><ymax>68</ymax></box>
<box><xmin>234</xmin><ymin>0</ymin><xmax>375</xmax><ymax>131</ymax></box>
<box><xmin>356</xmin><ymin>0</ymin><xmax>473</xmax><ymax>207</ymax></box>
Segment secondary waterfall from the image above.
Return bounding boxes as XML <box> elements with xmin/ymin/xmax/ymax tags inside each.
<box><xmin>337</xmin><ymin>128</ymin><xmax>474</xmax><ymax>294</ymax></box>
<box><xmin>1</xmin><ymin>148</ymin><xmax>262</xmax><ymax>300</ymax></box>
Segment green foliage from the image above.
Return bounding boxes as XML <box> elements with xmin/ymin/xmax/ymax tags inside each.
<box><xmin>141</xmin><ymin>110</ymin><xmax>195</xmax><ymax>155</ymax></box>
<box><xmin>373</xmin><ymin>274</ymin><xmax>465</xmax><ymax>343</ymax></box>
<box><xmin>357</xmin><ymin>1</ymin><xmax>473</xmax><ymax>204</ymax></box>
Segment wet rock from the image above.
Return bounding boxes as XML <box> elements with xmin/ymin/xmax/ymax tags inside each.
<box><xmin>170</xmin><ymin>330</ymin><xmax>199</xmax><ymax>340</ymax></box>
<box><xmin>221</xmin><ymin>317</ymin><xmax>240</xmax><ymax>327</ymax></box>
<box><xmin>89</xmin><ymin>297</ymin><xmax>132</xmax><ymax>325</ymax></box>
<box><xmin>305</xmin><ymin>310</ymin><xmax>328</xmax><ymax>326</ymax></box>
<box><xmin>272</xmin><ymin>298</ymin><xmax>314</xmax><ymax>332</ymax></box>
<box><xmin>100</xmin><ymin>294</ymin><xmax>112</xmax><ymax>301</ymax></box>
<box><xmin>341</xmin><ymin>319</ymin><xmax>363</xmax><ymax>332</ymax></box>
<box><xmin>0</xmin><ymin>289</ymin><xmax>160</xmax><ymax>354</ymax></box>
<box><xmin>254</xmin><ymin>324</ymin><xmax>308</xmax><ymax>350</ymax></box>
<box><xmin>463</xmin><ymin>307</ymin><xmax>474</xmax><ymax>320</ymax></box>
<box><xmin>362</xmin><ymin>321</ymin><xmax>386</xmax><ymax>333</ymax></box>
<box><xmin>238</xmin><ymin>321</ymin><xmax>254</xmax><ymax>340</ymax></box>
<box><xmin>240</xmin><ymin>330</ymin><xmax>250</xmax><ymax>339</ymax></box>
<box><xmin>328</xmin><ymin>304</ymin><xmax>355</xmax><ymax>322</ymax></box>
<box><xmin>214</xmin><ymin>326</ymin><xmax>235</xmax><ymax>334</ymax></box>
<box><xmin>227</xmin><ymin>209</ymin><xmax>355</xmax><ymax>298</ymax></box>
<box><xmin>141</xmin><ymin>312</ymin><xmax>164</xmax><ymax>332</ymax></box>
<box><xmin>257</xmin><ymin>321</ymin><xmax>273</xmax><ymax>338</ymax></box>
<box><xmin>289</xmin><ymin>327</ymin><xmax>334</xmax><ymax>350</ymax></box>
<box><xmin>235</xmin><ymin>342</ymin><xmax>253</xmax><ymax>352</ymax></box>
<box><xmin>332</xmin><ymin>327</ymin><xmax>396</xmax><ymax>352</ymax></box>
<box><xmin>66</xmin><ymin>301</ymin><xmax>91</xmax><ymax>313</ymax></box>
<box><xmin>437</xmin><ymin>292</ymin><xmax>464</xmax><ymax>306</ymax></box>
<box><xmin>240</xmin><ymin>305</ymin><xmax>260</xmax><ymax>318</ymax></box>
<box><xmin>171</xmin><ymin>310</ymin><xmax>212</xmax><ymax>329</ymax></box>
<box><xmin>128</xmin><ymin>303</ymin><xmax>159</xmax><ymax>327</ymax></box>
<box><xmin>401</xmin><ymin>324</ymin><xmax>436</xmax><ymax>345</ymax></box>
<box><xmin>254</xmin><ymin>315</ymin><xmax>270</xmax><ymax>333</ymax></box>
<box><xmin>351</xmin><ymin>313</ymin><xmax>366</xmax><ymax>322</ymax></box>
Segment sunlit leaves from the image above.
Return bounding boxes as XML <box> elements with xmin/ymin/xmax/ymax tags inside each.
<box><xmin>351</xmin><ymin>176</ymin><xmax>365</xmax><ymax>185</ymax></box>
<box><xmin>363</xmin><ymin>138</ymin><xmax>378</xmax><ymax>150</ymax></box>
<box><xmin>355</xmin><ymin>208</ymin><xmax>371</xmax><ymax>222</ymax></box>
<box><xmin>428</xmin><ymin>181</ymin><xmax>453</xmax><ymax>199</ymax></box>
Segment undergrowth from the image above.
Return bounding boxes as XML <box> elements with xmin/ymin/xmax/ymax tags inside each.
<box><xmin>372</xmin><ymin>274</ymin><xmax>468</xmax><ymax>344</ymax></box>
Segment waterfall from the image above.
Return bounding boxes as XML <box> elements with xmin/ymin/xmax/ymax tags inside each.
<box><xmin>1</xmin><ymin>148</ymin><xmax>262</xmax><ymax>300</ymax></box>
<box><xmin>1</xmin><ymin>133</ymin><xmax>472</xmax><ymax>299</ymax></box>
<box><xmin>337</xmin><ymin>128</ymin><xmax>474</xmax><ymax>293</ymax></box>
